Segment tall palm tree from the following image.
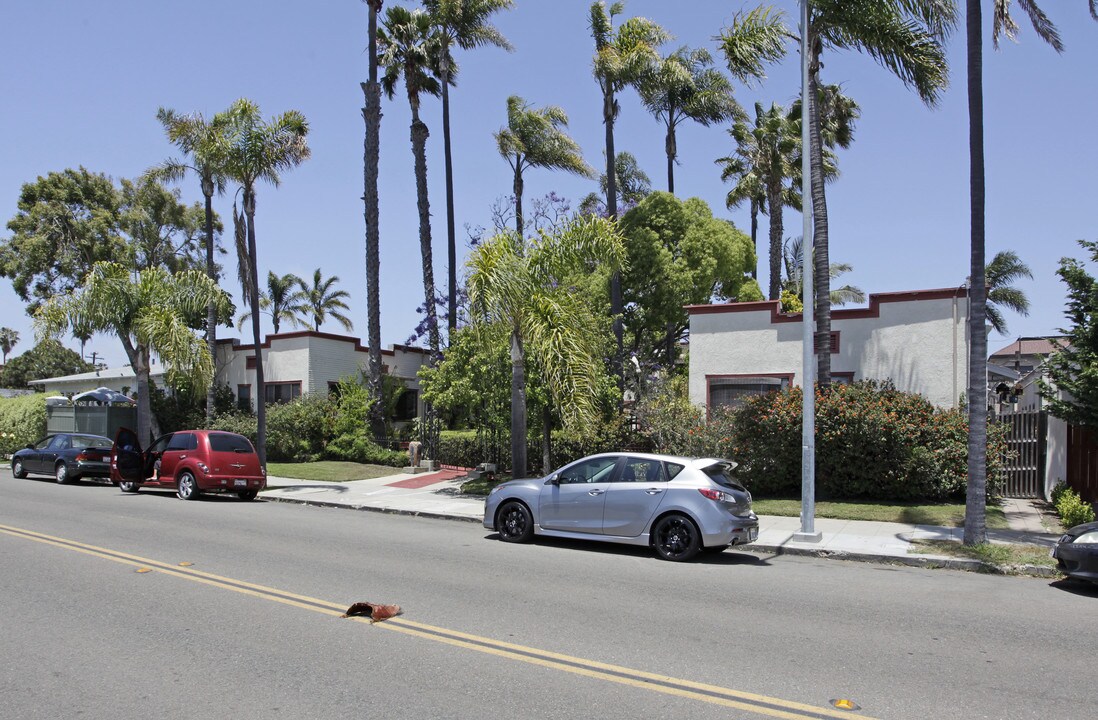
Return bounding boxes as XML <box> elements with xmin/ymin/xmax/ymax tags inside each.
<box><xmin>719</xmin><ymin>102</ymin><xmax>801</xmax><ymax>300</ymax></box>
<box><xmin>590</xmin><ymin>0</ymin><xmax>667</xmax><ymax>387</ymax></box>
<box><xmin>151</xmin><ymin>107</ymin><xmax>231</xmax><ymax>424</ymax></box>
<box><xmin>963</xmin><ymin>0</ymin><xmax>1095</xmax><ymax>546</ymax></box>
<box><xmin>781</xmin><ymin>236</ymin><xmax>864</xmax><ymax>306</ymax></box>
<box><xmin>495</xmin><ymin>95</ymin><xmax>595</xmax><ymax>237</ymax></box>
<box><xmin>379</xmin><ymin>5</ymin><xmax>443</xmax><ymax>360</ymax></box>
<box><xmin>0</xmin><ymin>327</ymin><xmax>18</xmax><ymax>365</ymax></box>
<box><xmin>467</xmin><ymin>215</ymin><xmax>626</xmax><ymax>478</ymax></box>
<box><xmin>424</xmin><ymin>0</ymin><xmax>514</xmax><ymax>334</ymax></box>
<box><xmin>717</xmin><ymin>141</ymin><xmax>765</xmax><ymax>281</ymax></box>
<box><xmin>36</xmin><ymin>262</ymin><xmax>231</xmax><ymax>446</ymax></box>
<box><xmin>218</xmin><ymin>99</ymin><xmax>310</xmax><ymax>468</ymax></box>
<box><xmin>296</xmin><ymin>268</ymin><xmax>354</xmax><ymax>332</ymax></box>
<box><xmin>637</xmin><ymin>46</ymin><xmax>738</xmax><ymax>194</ymax></box>
<box><xmin>236</xmin><ymin>271</ymin><xmax>306</xmax><ymax>335</ymax></box>
<box><xmin>362</xmin><ymin>0</ymin><xmax>385</xmax><ymax>438</ymax></box>
<box><xmin>579</xmin><ymin>150</ymin><xmax>652</xmax><ymax>217</ymax></box>
<box><xmin>985</xmin><ymin>250</ymin><xmax>1032</xmax><ymax>336</ymax></box>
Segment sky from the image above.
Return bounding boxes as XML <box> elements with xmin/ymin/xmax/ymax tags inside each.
<box><xmin>1</xmin><ymin>0</ymin><xmax>1096</xmax><ymax>369</ymax></box>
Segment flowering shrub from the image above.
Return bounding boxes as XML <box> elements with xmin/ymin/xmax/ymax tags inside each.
<box><xmin>0</xmin><ymin>393</ymin><xmax>47</xmax><ymax>456</ymax></box>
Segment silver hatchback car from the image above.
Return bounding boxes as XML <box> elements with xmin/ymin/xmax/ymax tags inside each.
<box><xmin>483</xmin><ymin>452</ymin><xmax>758</xmax><ymax>561</ymax></box>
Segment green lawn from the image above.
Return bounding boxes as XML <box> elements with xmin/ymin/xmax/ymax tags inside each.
<box><xmin>751</xmin><ymin>498</ymin><xmax>1010</xmax><ymax>529</ymax></box>
<box><xmin>265</xmin><ymin>461</ymin><xmax>401</xmax><ymax>483</ymax></box>
<box><xmin>910</xmin><ymin>540</ymin><xmax>1059</xmax><ymax>571</ymax></box>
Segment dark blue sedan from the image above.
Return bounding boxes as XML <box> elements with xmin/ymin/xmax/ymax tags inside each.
<box><xmin>11</xmin><ymin>433</ymin><xmax>114</xmax><ymax>484</ymax></box>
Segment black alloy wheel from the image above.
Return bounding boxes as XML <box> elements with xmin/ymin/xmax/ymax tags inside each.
<box><xmin>653</xmin><ymin>514</ymin><xmax>700</xmax><ymax>562</ymax></box>
<box><xmin>497</xmin><ymin>501</ymin><xmax>534</xmax><ymax>543</ymax></box>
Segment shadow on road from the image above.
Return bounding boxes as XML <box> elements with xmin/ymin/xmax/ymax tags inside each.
<box><xmin>1048</xmin><ymin>578</ymin><xmax>1098</xmax><ymax>598</ymax></box>
<box><xmin>483</xmin><ymin>533</ymin><xmax>771</xmax><ymax>565</ymax></box>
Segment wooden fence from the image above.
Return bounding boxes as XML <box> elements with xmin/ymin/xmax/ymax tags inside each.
<box><xmin>1067</xmin><ymin>424</ymin><xmax>1098</xmax><ymax>504</ymax></box>
<box><xmin>996</xmin><ymin>408</ymin><xmax>1046</xmax><ymax>499</ymax></box>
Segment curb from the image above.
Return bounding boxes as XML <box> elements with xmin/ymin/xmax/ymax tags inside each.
<box><xmin>261</xmin><ymin>494</ymin><xmax>483</xmax><ymax>523</ymax></box>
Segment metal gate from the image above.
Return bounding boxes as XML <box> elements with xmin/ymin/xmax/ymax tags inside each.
<box><xmin>996</xmin><ymin>406</ymin><xmax>1047</xmax><ymax>498</ymax></box>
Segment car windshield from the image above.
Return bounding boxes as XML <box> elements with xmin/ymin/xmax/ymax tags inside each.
<box><xmin>73</xmin><ymin>436</ymin><xmax>112</xmax><ymax>449</ymax></box>
<box><xmin>209</xmin><ymin>433</ymin><xmax>255</xmax><ymax>454</ymax></box>
<box><xmin>702</xmin><ymin>462</ymin><xmax>746</xmax><ymax>491</ymax></box>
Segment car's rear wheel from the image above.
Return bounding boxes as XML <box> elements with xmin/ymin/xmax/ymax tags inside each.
<box><xmin>12</xmin><ymin>459</ymin><xmax>27</xmax><ymax>479</ymax></box>
<box><xmin>118</xmin><ymin>480</ymin><xmax>140</xmax><ymax>493</ymax></box>
<box><xmin>653</xmin><ymin>514</ymin><xmax>700</xmax><ymax>562</ymax></box>
<box><xmin>497</xmin><ymin>501</ymin><xmax>533</xmax><ymax>543</ymax></box>
<box><xmin>237</xmin><ymin>490</ymin><xmax>258</xmax><ymax>501</ymax></box>
<box><xmin>55</xmin><ymin>462</ymin><xmax>70</xmax><ymax>484</ymax></box>
<box><xmin>177</xmin><ymin>472</ymin><xmax>201</xmax><ymax>501</ymax></box>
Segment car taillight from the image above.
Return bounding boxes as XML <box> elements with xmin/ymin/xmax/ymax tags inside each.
<box><xmin>698</xmin><ymin>488</ymin><xmax>730</xmax><ymax>502</ymax></box>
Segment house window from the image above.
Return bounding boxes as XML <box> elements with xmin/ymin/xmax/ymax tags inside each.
<box><xmin>246</xmin><ymin>355</ymin><xmax>257</xmax><ymax>370</ymax></box>
<box><xmin>393</xmin><ymin>389</ymin><xmax>419</xmax><ymax>422</ymax></box>
<box><xmin>832</xmin><ymin>372</ymin><xmax>855</xmax><ymax>385</ymax></box>
<box><xmin>237</xmin><ymin>384</ymin><xmax>251</xmax><ymax>411</ymax></box>
<box><xmin>708</xmin><ymin>375</ymin><xmax>791</xmax><ymax>410</ymax></box>
<box><xmin>264</xmin><ymin>382</ymin><xmax>302</xmax><ymax>405</ymax></box>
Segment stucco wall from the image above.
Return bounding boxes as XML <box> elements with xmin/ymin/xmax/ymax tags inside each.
<box><xmin>689</xmin><ymin>289</ymin><xmax>969</xmax><ymax>409</ymax></box>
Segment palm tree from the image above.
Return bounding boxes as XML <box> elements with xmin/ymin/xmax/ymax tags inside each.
<box><xmin>362</xmin><ymin>0</ymin><xmax>385</xmax><ymax>438</ymax></box>
<box><xmin>467</xmin><ymin>215</ymin><xmax>626</xmax><ymax>478</ymax></box>
<box><xmin>781</xmin><ymin>236</ymin><xmax>864</xmax><ymax>306</ymax></box>
<box><xmin>637</xmin><ymin>46</ymin><xmax>738</xmax><ymax>194</ymax></box>
<box><xmin>36</xmin><ymin>262</ymin><xmax>231</xmax><ymax>446</ymax></box>
<box><xmin>985</xmin><ymin>250</ymin><xmax>1032</xmax><ymax>336</ymax></box>
<box><xmin>719</xmin><ymin>102</ymin><xmax>801</xmax><ymax>300</ymax></box>
<box><xmin>495</xmin><ymin>96</ymin><xmax>595</xmax><ymax>237</ymax></box>
<box><xmin>424</xmin><ymin>0</ymin><xmax>515</xmax><ymax>334</ymax></box>
<box><xmin>579</xmin><ymin>150</ymin><xmax>652</xmax><ymax>216</ymax></box>
<box><xmin>0</xmin><ymin>327</ymin><xmax>18</xmax><ymax>365</ymax></box>
<box><xmin>590</xmin><ymin>0</ymin><xmax>667</xmax><ymax>387</ymax></box>
<box><xmin>379</xmin><ymin>5</ymin><xmax>443</xmax><ymax>360</ymax></box>
<box><xmin>296</xmin><ymin>268</ymin><xmax>354</xmax><ymax>332</ymax></box>
<box><xmin>152</xmin><ymin>107</ymin><xmax>231</xmax><ymax>424</ymax></box>
<box><xmin>717</xmin><ymin>141</ymin><xmax>765</xmax><ymax>281</ymax></box>
<box><xmin>218</xmin><ymin>98</ymin><xmax>310</xmax><ymax>468</ymax></box>
<box><xmin>236</xmin><ymin>271</ymin><xmax>306</xmax><ymax>335</ymax></box>
<box><xmin>963</xmin><ymin>0</ymin><xmax>1095</xmax><ymax>546</ymax></box>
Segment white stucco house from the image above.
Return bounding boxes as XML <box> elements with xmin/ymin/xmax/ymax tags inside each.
<box><xmin>32</xmin><ymin>331</ymin><xmax>430</xmax><ymax>421</ymax></box>
<box><xmin>687</xmin><ymin>287</ymin><xmax>970</xmax><ymax>411</ymax></box>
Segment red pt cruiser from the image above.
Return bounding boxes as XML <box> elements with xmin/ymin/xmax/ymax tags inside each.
<box><xmin>111</xmin><ymin>428</ymin><xmax>266</xmax><ymax>501</ymax></box>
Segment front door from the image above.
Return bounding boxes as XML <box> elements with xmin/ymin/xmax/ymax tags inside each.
<box><xmin>602</xmin><ymin>457</ymin><xmax>670</xmax><ymax>537</ymax></box>
<box><xmin>539</xmin><ymin>456</ymin><xmax>620</xmax><ymax>533</ymax></box>
<box><xmin>113</xmin><ymin>428</ymin><xmax>144</xmax><ymax>483</ymax></box>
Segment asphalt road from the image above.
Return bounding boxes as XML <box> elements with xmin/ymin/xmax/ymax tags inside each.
<box><xmin>1</xmin><ymin>467</ymin><xmax>1095</xmax><ymax>720</ymax></box>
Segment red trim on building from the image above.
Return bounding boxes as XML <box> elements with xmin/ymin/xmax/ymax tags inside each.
<box><xmin>225</xmin><ymin>330</ymin><xmax>428</xmax><ymax>356</ymax></box>
<box><xmin>686</xmin><ymin>287</ymin><xmax>968</xmax><ymax>324</ymax></box>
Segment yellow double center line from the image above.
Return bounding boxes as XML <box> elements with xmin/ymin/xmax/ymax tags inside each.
<box><xmin>0</xmin><ymin>522</ymin><xmax>875</xmax><ymax>720</ymax></box>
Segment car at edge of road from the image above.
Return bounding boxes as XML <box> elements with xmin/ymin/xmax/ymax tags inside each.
<box><xmin>483</xmin><ymin>452</ymin><xmax>759</xmax><ymax>562</ymax></box>
<box><xmin>1052</xmin><ymin>520</ymin><xmax>1098</xmax><ymax>584</ymax></box>
<box><xmin>110</xmin><ymin>428</ymin><xmax>266</xmax><ymax>501</ymax></box>
<box><xmin>10</xmin><ymin>433</ymin><xmax>114</xmax><ymax>484</ymax></box>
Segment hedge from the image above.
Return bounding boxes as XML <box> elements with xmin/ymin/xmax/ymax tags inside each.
<box><xmin>0</xmin><ymin>393</ymin><xmax>47</xmax><ymax>456</ymax></box>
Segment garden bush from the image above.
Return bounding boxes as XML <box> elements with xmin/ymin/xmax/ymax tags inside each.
<box><xmin>1055</xmin><ymin>487</ymin><xmax>1096</xmax><ymax>528</ymax></box>
<box><xmin>263</xmin><ymin>396</ymin><xmax>331</xmax><ymax>462</ymax></box>
<box><xmin>0</xmin><ymin>393</ymin><xmax>47</xmax><ymax>455</ymax></box>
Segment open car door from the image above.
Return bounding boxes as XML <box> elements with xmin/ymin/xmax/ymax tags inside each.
<box><xmin>112</xmin><ymin>427</ymin><xmax>144</xmax><ymax>484</ymax></box>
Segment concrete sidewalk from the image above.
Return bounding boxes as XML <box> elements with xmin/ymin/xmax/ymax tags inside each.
<box><xmin>260</xmin><ymin>471</ymin><xmax>1063</xmax><ymax>574</ymax></box>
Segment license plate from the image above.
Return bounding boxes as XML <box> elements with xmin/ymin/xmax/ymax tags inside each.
<box><xmin>234</xmin><ymin>479</ymin><xmax>247</xmax><ymax>487</ymax></box>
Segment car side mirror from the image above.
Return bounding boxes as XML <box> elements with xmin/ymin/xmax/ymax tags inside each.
<box><xmin>547</xmin><ymin>474</ymin><xmax>560</xmax><ymax>486</ymax></box>
<box><xmin>25</xmin><ymin>444</ymin><xmax>33</xmax><ymax>450</ymax></box>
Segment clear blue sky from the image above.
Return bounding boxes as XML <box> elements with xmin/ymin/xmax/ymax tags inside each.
<box><xmin>2</xmin><ymin>0</ymin><xmax>1095</xmax><ymax>368</ymax></box>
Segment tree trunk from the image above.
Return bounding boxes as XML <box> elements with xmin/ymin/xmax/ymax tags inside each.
<box><xmin>120</xmin><ymin>334</ymin><xmax>156</xmax><ymax>447</ymax></box>
<box><xmin>604</xmin><ymin>85</ymin><xmax>623</xmax><ymax>394</ymax></box>
<box><xmin>409</xmin><ymin>109</ymin><xmax>440</xmax><ymax>360</ymax></box>
<box><xmin>541</xmin><ymin>401</ymin><xmax>552</xmax><ymax>476</ymax></box>
<box><xmin>244</xmin><ymin>189</ymin><xmax>267</xmax><ymax>469</ymax></box>
<box><xmin>510</xmin><ymin>328</ymin><xmax>526</xmax><ymax>478</ymax></box>
<box><xmin>513</xmin><ymin>164</ymin><xmax>524</xmax><ymax>238</ymax></box>
<box><xmin>441</xmin><ymin>57</ymin><xmax>457</xmax><ymax>335</ymax></box>
<box><xmin>964</xmin><ymin>0</ymin><xmax>988</xmax><ymax>546</ymax></box>
<box><xmin>364</xmin><ymin>3</ymin><xmax>385</xmax><ymax>441</ymax></box>
<box><xmin>766</xmin><ymin>178</ymin><xmax>783</xmax><ymax>301</ymax></box>
<box><xmin>808</xmin><ymin>42</ymin><xmax>832</xmax><ymax>388</ymax></box>
<box><xmin>665</xmin><ymin>121</ymin><xmax>676</xmax><ymax>195</ymax></box>
<box><xmin>749</xmin><ymin>198</ymin><xmax>759</xmax><ymax>281</ymax></box>
<box><xmin>203</xmin><ymin>182</ymin><xmax>217</xmax><ymax>425</ymax></box>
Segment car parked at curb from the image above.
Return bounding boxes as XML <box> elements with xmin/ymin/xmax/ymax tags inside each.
<box><xmin>110</xmin><ymin>428</ymin><xmax>266</xmax><ymax>501</ymax></box>
<box><xmin>11</xmin><ymin>433</ymin><xmax>114</xmax><ymax>484</ymax></box>
<box><xmin>1052</xmin><ymin>520</ymin><xmax>1098</xmax><ymax>584</ymax></box>
<box><xmin>483</xmin><ymin>452</ymin><xmax>758</xmax><ymax>562</ymax></box>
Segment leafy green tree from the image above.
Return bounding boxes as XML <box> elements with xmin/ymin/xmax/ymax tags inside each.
<box><xmin>36</xmin><ymin>262</ymin><xmax>231</xmax><ymax>444</ymax></box>
<box><xmin>424</xmin><ymin>0</ymin><xmax>514</xmax><ymax>334</ymax></box>
<box><xmin>119</xmin><ymin>175</ymin><xmax>208</xmax><ymax>274</ymax></box>
<box><xmin>236</xmin><ymin>271</ymin><xmax>306</xmax><ymax>334</ymax></box>
<box><xmin>0</xmin><ymin>327</ymin><xmax>19</xmax><ymax>365</ymax></box>
<box><xmin>467</xmin><ymin>215</ymin><xmax>627</xmax><ymax>477</ymax></box>
<box><xmin>618</xmin><ymin>192</ymin><xmax>760</xmax><ymax>370</ymax></box>
<box><xmin>578</xmin><ymin>150</ymin><xmax>651</xmax><ymax>216</ymax></box>
<box><xmin>985</xmin><ymin>250</ymin><xmax>1032</xmax><ymax>336</ymax></box>
<box><xmin>495</xmin><ymin>95</ymin><xmax>595</xmax><ymax>237</ymax></box>
<box><xmin>1040</xmin><ymin>239</ymin><xmax>1098</xmax><ymax>427</ymax></box>
<box><xmin>637</xmin><ymin>46</ymin><xmax>738</xmax><ymax>194</ymax></box>
<box><xmin>0</xmin><ymin>339</ymin><xmax>89</xmax><ymax>389</ymax></box>
<box><xmin>590</xmin><ymin>0</ymin><xmax>668</xmax><ymax>387</ymax></box>
<box><xmin>362</xmin><ymin>0</ymin><xmax>385</xmax><ymax>438</ymax></box>
<box><xmin>420</xmin><ymin>322</ymin><xmax>512</xmax><ymax>435</ymax></box>
<box><xmin>217</xmin><ymin>98</ymin><xmax>311</xmax><ymax>467</ymax></box>
<box><xmin>296</xmin><ymin>268</ymin><xmax>354</xmax><ymax>332</ymax></box>
<box><xmin>0</xmin><ymin>168</ymin><xmax>128</xmax><ymax>313</ymax></box>
<box><xmin>379</xmin><ymin>5</ymin><xmax>443</xmax><ymax>359</ymax></box>
<box><xmin>964</xmin><ymin>1</ymin><xmax>1095</xmax><ymax>546</ymax></box>
<box><xmin>152</xmin><ymin>106</ymin><xmax>233</xmax><ymax>423</ymax></box>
